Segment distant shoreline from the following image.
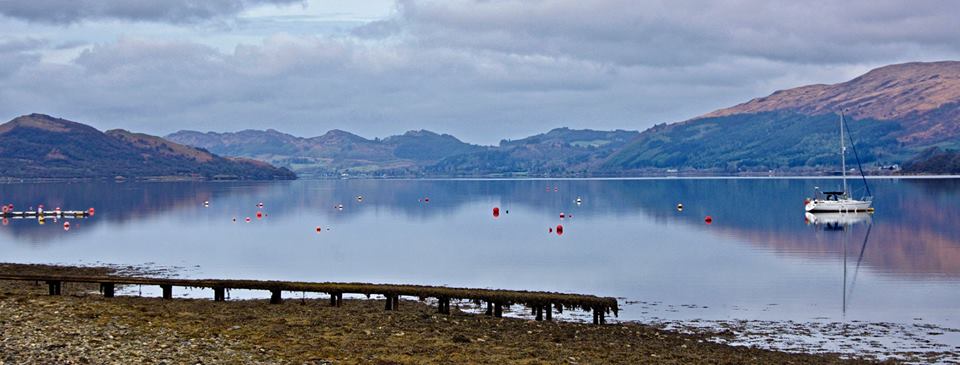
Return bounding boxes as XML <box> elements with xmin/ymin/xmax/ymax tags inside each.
<box><xmin>2</xmin><ymin>173</ymin><xmax>959</xmax><ymax>184</ymax></box>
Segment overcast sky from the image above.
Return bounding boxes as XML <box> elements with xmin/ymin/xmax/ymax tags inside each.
<box><xmin>1</xmin><ymin>0</ymin><xmax>958</xmax><ymax>144</ymax></box>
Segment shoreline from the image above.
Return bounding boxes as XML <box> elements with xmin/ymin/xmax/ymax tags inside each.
<box><xmin>0</xmin><ymin>263</ymin><xmax>871</xmax><ymax>364</ymax></box>
<box><xmin>1</xmin><ymin>174</ymin><xmax>959</xmax><ymax>184</ymax></box>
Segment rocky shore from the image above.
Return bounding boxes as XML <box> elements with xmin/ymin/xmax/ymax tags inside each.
<box><xmin>0</xmin><ymin>264</ymin><xmax>874</xmax><ymax>364</ymax></box>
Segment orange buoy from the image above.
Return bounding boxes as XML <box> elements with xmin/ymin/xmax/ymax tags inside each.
<box><xmin>555</xmin><ymin>224</ymin><xmax>564</xmax><ymax>235</ymax></box>
<box><xmin>704</xmin><ymin>216</ymin><xmax>713</xmax><ymax>224</ymax></box>
<box><xmin>493</xmin><ymin>207</ymin><xmax>500</xmax><ymax>218</ymax></box>
<box><xmin>316</xmin><ymin>226</ymin><xmax>322</xmax><ymax>233</ymax></box>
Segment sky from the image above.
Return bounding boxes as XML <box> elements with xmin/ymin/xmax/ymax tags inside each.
<box><xmin>1</xmin><ymin>0</ymin><xmax>959</xmax><ymax>145</ymax></box>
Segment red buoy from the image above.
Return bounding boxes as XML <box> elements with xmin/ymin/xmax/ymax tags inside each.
<box><xmin>555</xmin><ymin>224</ymin><xmax>564</xmax><ymax>235</ymax></box>
<box><xmin>63</xmin><ymin>221</ymin><xmax>70</xmax><ymax>231</ymax></box>
<box><xmin>548</xmin><ymin>227</ymin><xmax>553</xmax><ymax>233</ymax></box>
<box><xmin>245</xmin><ymin>217</ymin><xmax>251</xmax><ymax>222</ymax></box>
<box><xmin>316</xmin><ymin>226</ymin><xmax>322</xmax><ymax>233</ymax></box>
<box><xmin>493</xmin><ymin>207</ymin><xmax>500</xmax><ymax>218</ymax></box>
<box><xmin>559</xmin><ymin>212</ymin><xmax>565</xmax><ymax>219</ymax></box>
<box><xmin>88</xmin><ymin>207</ymin><xmax>95</xmax><ymax>214</ymax></box>
<box><xmin>704</xmin><ymin>216</ymin><xmax>713</xmax><ymax>224</ymax></box>
<box><xmin>424</xmin><ymin>197</ymin><xmax>430</xmax><ymax>202</ymax></box>
<box><xmin>256</xmin><ymin>211</ymin><xmax>263</xmax><ymax>219</ymax></box>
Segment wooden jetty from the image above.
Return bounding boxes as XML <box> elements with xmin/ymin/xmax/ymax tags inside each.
<box><xmin>0</xmin><ymin>273</ymin><xmax>618</xmax><ymax>324</ymax></box>
<box><xmin>1</xmin><ymin>211</ymin><xmax>90</xmax><ymax>218</ymax></box>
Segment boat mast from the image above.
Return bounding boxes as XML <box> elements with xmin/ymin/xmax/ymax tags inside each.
<box><xmin>840</xmin><ymin>111</ymin><xmax>847</xmax><ymax>196</ymax></box>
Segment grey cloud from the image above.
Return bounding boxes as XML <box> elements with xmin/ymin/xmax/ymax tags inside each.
<box><xmin>386</xmin><ymin>0</ymin><xmax>960</xmax><ymax>66</ymax></box>
<box><xmin>0</xmin><ymin>37</ymin><xmax>47</xmax><ymax>53</ymax></box>
<box><xmin>0</xmin><ymin>0</ymin><xmax>959</xmax><ymax>144</ymax></box>
<box><xmin>0</xmin><ymin>37</ymin><xmax>45</xmax><ymax>78</ymax></box>
<box><xmin>0</xmin><ymin>0</ymin><xmax>303</xmax><ymax>24</ymax></box>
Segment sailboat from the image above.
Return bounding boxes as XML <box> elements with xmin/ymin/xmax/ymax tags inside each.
<box><xmin>804</xmin><ymin>112</ymin><xmax>873</xmax><ymax>212</ymax></box>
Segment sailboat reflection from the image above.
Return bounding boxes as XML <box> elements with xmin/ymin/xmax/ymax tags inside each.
<box><xmin>806</xmin><ymin>211</ymin><xmax>873</xmax><ymax>317</ymax></box>
<box><xmin>804</xmin><ymin>212</ymin><xmax>872</xmax><ymax>231</ymax></box>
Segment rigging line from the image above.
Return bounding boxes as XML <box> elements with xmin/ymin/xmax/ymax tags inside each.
<box><xmin>842</xmin><ymin>115</ymin><xmax>873</xmax><ymax>197</ymax></box>
<box><xmin>847</xmin><ymin>223</ymin><xmax>873</xmax><ymax>301</ymax></box>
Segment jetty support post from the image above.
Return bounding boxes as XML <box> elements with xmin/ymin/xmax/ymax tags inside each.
<box><xmin>393</xmin><ymin>295</ymin><xmax>399</xmax><ymax>310</ymax></box>
<box><xmin>437</xmin><ymin>297</ymin><xmax>451</xmax><ymax>314</ymax></box>
<box><xmin>161</xmin><ymin>285</ymin><xmax>172</xmax><ymax>299</ymax></box>
<box><xmin>213</xmin><ymin>287</ymin><xmax>226</xmax><ymax>302</ymax></box>
<box><xmin>535</xmin><ymin>305</ymin><xmax>543</xmax><ymax>321</ymax></box>
<box><xmin>100</xmin><ymin>283</ymin><xmax>115</xmax><ymax>298</ymax></box>
<box><xmin>384</xmin><ymin>294</ymin><xmax>394</xmax><ymax>310</ymax></box>
<box><xmin>545</xmin><ymin>303</ymin><xmax>552</xmax><ymax>321</ymax></box>
<box><xmin>485</xmin><ymin>301</ymin><xmax>493</xmax><ymax>316</ymax></box>
<box><xmin>494</xmin><ymin>302</ymin><xmax>503</xmax><ymax>317</ymax></box>
<box><xmin>270</xmin><ymin>289</ymin><xmax>282</xmax><ymax>304</ymax></box>
<box><xmin>592</xmin><ymin>307</ymin><xmax>606</xmax><ymax>325</ymax></box>
<box><xmin>46</xmin><ymin>280</ymin><xmax>61</xmax><ymax>296</ymax></box>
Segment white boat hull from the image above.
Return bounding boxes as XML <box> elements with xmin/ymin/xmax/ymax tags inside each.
<box><xmin>804</xmin><ymin>199</ymin><xmax>872</xmax><ymax>212</ymax></box>
<box><xmin>804</xmin><ymin>212</ymin><xmax>872</xmax><ymax>226</ymax></box>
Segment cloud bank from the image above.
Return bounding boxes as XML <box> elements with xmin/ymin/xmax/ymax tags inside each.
<box><xmin>0</xmin><ymin>0</ymin><xmax>958</xmax><ymax>143</ymax></box>
<box><xmin>0</xmin><ymin>0</ymin><xmax>303</xmax><ymax>24</ymax></box>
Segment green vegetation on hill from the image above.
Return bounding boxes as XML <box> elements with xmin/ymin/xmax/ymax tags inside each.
<box><xmin>903</xmin><ymin>147</ymin><xmax>960</xmax><ymax>174</ymax></box>
<box><xmin>603</xmin><ymin>112</ymin><xmax>904</xmax><ymax>172</ymax></box>
<box><xmin>0</xmin><ymin>114</ymin><xmax>296</xmax><ymax>180</ymax></box>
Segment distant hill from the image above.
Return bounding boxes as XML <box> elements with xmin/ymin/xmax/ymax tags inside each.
<box><xmin>605</xmin><ymin>61</ymin><xmax>960</xmax><ymax>173</ymax></box>
<box><xmin>167</xmin><ymin>128</ymin><xmax>487</xmax><ymax>177</ymax></box>
<box><xmin>169</xmin><ymin>127</ymin><xmax>638</xmax><ymax>177</ymax></box>
<box><xmin>0</xmin><ymin>114</ymin><xmax>296</xmax><ymax>180</ymax></box>
<box><xmin>428</xmin><ymin>128</ymin><xmax>639</xmax><ymax>176</ymax></box>
<box><xmin>902</xmin><ymin>147</ymin><xmax>960</xmax><ymax>174</ymax></box>
<box><xmin>163</xmin><ymin>61</ymin><xmax>960</xmax><ymax>177</ymax></box>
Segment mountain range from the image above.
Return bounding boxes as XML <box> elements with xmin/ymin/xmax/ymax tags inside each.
<box><xmin>0</xmin><ymin>114</ymin><xmax>295</xmax><ymax>180</ymax></box>
<box><xmin>167</xmin><ymin>61</ymin><xmax>960</xmax><ymax>176</ymax></box>
<box><xmin>3</xmin><ymin>61</ymin><xmax>959</xmax><ymax>180</ymax></box>
<box><xmin>167</xmin><ymin>127</ymin><xmax>639</xmax><ymax>177</ymax></box>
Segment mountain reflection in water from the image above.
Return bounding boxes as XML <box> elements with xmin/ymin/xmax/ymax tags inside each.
<box><xmin>1</xmin><ymin>178</ymin><xmax>959</xmax><ymax>328</ymax></box>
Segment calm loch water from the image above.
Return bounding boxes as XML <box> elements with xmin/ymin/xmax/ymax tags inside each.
<box><xmin>2</xmin><ymin>178</ymin><xmax>959</xmax><ymax>333</ymax></box>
